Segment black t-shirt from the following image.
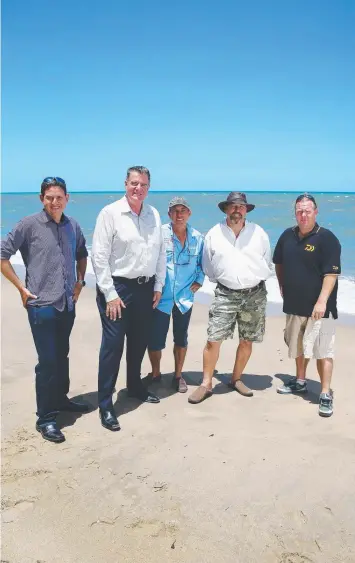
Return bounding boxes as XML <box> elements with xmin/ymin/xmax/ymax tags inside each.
<box><xmin>273</xmin><ymin>224</ymin><xmax>341</xmax><ymax>318</ymax></box>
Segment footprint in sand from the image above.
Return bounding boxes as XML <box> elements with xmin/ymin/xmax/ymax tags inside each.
<box><xmin>279</xmin><ymin>553</ymin><xmax>313</xmax><ymax>563</ymax></box>
<box><xmin>125</xmin><ymin>518</ymin><xmax>178</xmax><ymax>539</ymax></box>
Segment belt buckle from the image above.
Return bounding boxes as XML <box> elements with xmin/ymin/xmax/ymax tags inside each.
<box><xmin>137</xmin><ymin>276</ymin><xmax>144</xmax><ymax>284</ymax></box>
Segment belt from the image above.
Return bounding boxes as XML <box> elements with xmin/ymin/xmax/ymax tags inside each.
<box><xmin>112</xmin><ymin>276</ymin><xmax>154</xmax><ymax>285</ymax></box>
<box><xmin>217</xmin><ymin>280</ymin><xmax>264</xmax><ymax>294</ymax></box>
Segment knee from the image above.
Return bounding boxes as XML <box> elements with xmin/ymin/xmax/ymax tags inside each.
<box><xmin>239</xmin><ymin>340</ymin><xmax>253</xmax><ymax>350</ymax></box>
<box><xmin>205</xmin><ymin>340</ymin><xmax>219</xmax><ymax>352</ymax></box>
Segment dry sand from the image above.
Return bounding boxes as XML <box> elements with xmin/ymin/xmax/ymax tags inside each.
<box><xmin>1</xmin><ymin>279</ymin><xmax>355</xmax><ymax>563</ymax></box>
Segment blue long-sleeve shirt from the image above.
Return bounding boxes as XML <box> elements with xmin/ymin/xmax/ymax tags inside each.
<box><xmin>157</xmin><ymin>223</ymin><xmax>204</xmax><ymax>315</ymax></box>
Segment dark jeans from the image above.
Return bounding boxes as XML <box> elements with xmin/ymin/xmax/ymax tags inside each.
<box><xmin>97</xmin><ymin>277</ymin><xmax>154</xmax><ymax>410</ymax></box>
<box><xmin>27</xmin><ymin>305</ymin><xmax>75</xmax><ymax>425</ymax></box>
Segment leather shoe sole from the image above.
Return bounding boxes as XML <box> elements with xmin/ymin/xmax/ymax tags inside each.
<box><xmin>99</xmin><ymin>412</ymin><xmax>121</xmax><ymax>432</ymax></box>
<box><xmin>36</xmin><ymin>424</ymin><xmax>65</xmax><ymax>443</ymax></box>
<box><xmin>101</xmin><ymin>419</ymin><xmax>121</xmax><ymax>431</ymax></box>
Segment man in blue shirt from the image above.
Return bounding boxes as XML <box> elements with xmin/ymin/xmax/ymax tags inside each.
<box><xmin>148</xmin><ymin>197</ymin><xmax>204</xmax><ymax>392</ymax></box>
<box><xmin>1</xmin><ymin>177</ymin><xmax>89</xmax><ymax>443</ymax></box>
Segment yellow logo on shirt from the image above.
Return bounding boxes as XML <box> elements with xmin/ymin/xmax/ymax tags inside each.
<box><xmin>304</xmin><ymin>244</ymin><xmax>315</xmax><ymax>252</ymax></box>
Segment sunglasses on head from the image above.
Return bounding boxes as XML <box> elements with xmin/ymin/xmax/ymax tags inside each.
<box><xmin>42</xmin><ymin>177</ymin><xmax>66</xmax><ymax>188</ymax></box>
<box><xmin>295</xmin><ymin>192</ymin><xmax>316</xmax><ymax>205</ymax></box>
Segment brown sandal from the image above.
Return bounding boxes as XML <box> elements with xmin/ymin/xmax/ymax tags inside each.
<box><xmin>228</xmin><ymin>380</ymin><xmax>253</xmax><ymax>397</ymax></box>
<box><xmin>173</xmin><ymin>377</ymin><xmax>188</xmax><ymax>393</ymax></box>
<box><xmin>188</xmin><ymin>385</ymin><xmax>212</xmax><ymax>404</ymax></box>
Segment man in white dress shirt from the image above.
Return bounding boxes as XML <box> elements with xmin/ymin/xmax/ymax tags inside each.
<box><xmin>91</xmin><ymin>166</ymin><xmax>166</xmax><ymax>431</ymax></box>
<box><xmin>188</xmin><ymin>192</ymin><xmax>272</xmax><ymax>404</ymax></box>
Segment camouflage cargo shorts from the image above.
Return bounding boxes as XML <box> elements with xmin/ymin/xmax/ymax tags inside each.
<box><xmin>207</xmin><ymin>281</ymin><xmax>267</xmax><ymax>343</ymax></box>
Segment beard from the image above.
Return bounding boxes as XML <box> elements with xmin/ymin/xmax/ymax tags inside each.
<box><xmin>229</xmin><ymin>212</ymin><xmax>243</xmax><ymax>223</ymax></box>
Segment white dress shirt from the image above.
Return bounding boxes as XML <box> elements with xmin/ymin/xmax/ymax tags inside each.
<box><xmin>91</xmin><ymin>196</ymin><xmax>166</xmax><ymax>302</ymax></box>
<box><xmin>202</xmin><ymin>220</ymin><xmax>272</xmax><ymax>289</ymax></box>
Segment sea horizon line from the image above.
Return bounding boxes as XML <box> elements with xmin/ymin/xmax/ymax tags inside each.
<box><xmin>2</xmin><ymin>190</ymin><xmax>355</xmax><ymax>195</ymax></box>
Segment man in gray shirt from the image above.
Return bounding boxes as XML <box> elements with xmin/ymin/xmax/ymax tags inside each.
<box><xmin>1</xmin><ymin>177</ymin><xmax>89</xmax><ymax>443</ymax></box>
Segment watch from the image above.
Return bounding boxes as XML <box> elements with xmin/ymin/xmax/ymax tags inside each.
<box><xmin>76</xmin><ymin>280</ymin><xmax>86</xmax><ymax>287</ymax></box>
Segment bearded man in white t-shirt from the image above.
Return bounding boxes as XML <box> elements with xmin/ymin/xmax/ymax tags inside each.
<box><xmin>188</xmin><ymin>192</ymin><xmax>272</xmax><ymax>404</ymax></box>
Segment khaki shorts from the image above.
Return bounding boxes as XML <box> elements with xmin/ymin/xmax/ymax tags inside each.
<box><xmin>207</xmin><ymin>282</ymin><xmax>267</xmax><ymax>343</ymax></box>
<box><xmin>284</xmin><ymin>314</ymin><xmax>336</xmax><ymax>360</ymax></box>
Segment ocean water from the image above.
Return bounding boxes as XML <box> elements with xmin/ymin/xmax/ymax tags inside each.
<box><xmin>1</xmin><ymin>191</ymin><xmax>355</xmax><ymax>315</ymax></box>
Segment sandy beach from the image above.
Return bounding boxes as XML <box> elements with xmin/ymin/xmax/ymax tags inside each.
<box><xmin>1</xmin><ymin>279</ymin><xmax>355</xmax><ymax>563</ymax></box>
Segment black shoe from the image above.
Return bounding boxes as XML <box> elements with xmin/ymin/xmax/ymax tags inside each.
<box><xmin>60</xmin><ymin>399</ymin><xmax>90</xmax><ymax>413</ymax></box>
<box><xmin>36</xmin><ymin>422</ymin><xmax>65</xmax><ymax>443</ymax></box>
<box><xmin>127</xmin><ymin>389</ymin><xmax>160</xmax><ymax>403</ymax></box>
<box><xmin>99</xmin><ymin>409</ymin><xmax>121</xmax><ymax>431</ymax></box>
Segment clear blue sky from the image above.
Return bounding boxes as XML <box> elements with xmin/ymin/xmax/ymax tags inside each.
<box><xmin>2</xmin><ymin>0</ymin><xmax>355</xmax><ymax>192</ymax></box>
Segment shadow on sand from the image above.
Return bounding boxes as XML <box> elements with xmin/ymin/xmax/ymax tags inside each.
<box><xmin>213</xmin><ymin>372</ymin><xmax>273</xmax><ymax>394</ymax></box>
<box><xmin>274</xmin><ymin>373</ymin><xmax>320</xmax><ymax>404</ymax></box>
<box><xmin>58</xmin><ymin>369</ymin><xmax>277</xmax><ymax>429</ymax></box>
<box><xmin>57</xmin><ymin>390</ymin><xmax>98</xmax><ymax>430</ymax></box>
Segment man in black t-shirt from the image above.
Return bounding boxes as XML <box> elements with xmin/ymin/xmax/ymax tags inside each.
<box><xmin>273</xmin><ymin>193</ymin><xmax>341</xmax><ymax>418</ymax></box>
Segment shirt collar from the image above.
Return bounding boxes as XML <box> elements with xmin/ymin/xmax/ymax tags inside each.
<box><xmin>293</xmin><ymin>222</ymin><xmax>320</xmax><ymax>239</ymax></box>
<box><xmin>169</xmin><ymin>222</ymin><xmax>191</xmax><ymax>241</ymax></box>
<box><xmin>223</xmin><ymin>218</ymin><xmax>248</xmax><ymax>234</ymax></box>
<box><xmin>40</xmin><ymin>209</ymin><xmax>68</xmax><ymax>224</ymax></box>
<box><xmin>120</xmin><ymin>195</ymin><xmax>148</xmax><ymax>217</ymax></box>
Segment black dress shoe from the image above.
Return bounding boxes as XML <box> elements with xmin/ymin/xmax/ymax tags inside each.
<box><xmin>127</xmin><ymin>389</ymin><xmax>160</xmax><ymax>403</ymax></box>
<box><xmin>36</xmin><ymin>422</ymin><xmax>65</xmax><ymax>443</ymax></box>
<box><xmin>60</xmin><ymin>399</ymin><xmax>90</xmax><ymax>413</ymax></box>
<box><xmin>99</xmin><ymin>409</ymin><xmax>121</xmax><ymax>431</ymax></box>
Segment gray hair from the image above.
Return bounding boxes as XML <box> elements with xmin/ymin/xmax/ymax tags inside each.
<box><xmin>126</xmin><ymin>166</ymin><xmax>151</xmax><ymax>183</ymax></box>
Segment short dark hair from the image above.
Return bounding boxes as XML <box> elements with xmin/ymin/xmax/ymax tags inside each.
<box><xmin>126</xmin><ymin>166</ymin><xmax>151</xmax><ymax>183</ymax></box>
<box><xmin>295</xmin><ymin>193</ymin><xmax>317</xmax><ymax>209</ymax></box>
<box><xmin>40</xmin><ymin>177</ymin><xmax>67</xmax><ymax>196</ymax></box>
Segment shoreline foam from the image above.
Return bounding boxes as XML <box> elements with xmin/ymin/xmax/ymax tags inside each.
<box><xmin>10</xmin><ymin>251</ymin><xmax>355</xmax><ymax>317</ymax></box>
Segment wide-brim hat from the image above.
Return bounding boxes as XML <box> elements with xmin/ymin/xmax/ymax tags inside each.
<box><xmin>218</xmin><ymin>191</ymin><xmax>255</xmax><ymax>213</ymax></box>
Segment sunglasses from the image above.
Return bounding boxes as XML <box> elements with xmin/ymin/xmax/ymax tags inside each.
<box><xmin>42</xmin><ymin>177</ymin><xmax>66</xmax><ymax>188</ymax></box>
<box><xmin>172</xmin><ymin>237</ymin><xmax>191</xmax><ymax>266</ymax></box>
<box><xmin>295</xmin><ymin>193</ymin><xmax>317</xmax><ymax>206</ymax></box>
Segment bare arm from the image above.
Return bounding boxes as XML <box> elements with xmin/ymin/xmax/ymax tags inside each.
<box><xmin>76</xmin><ymin>257</ymin><xmax>87</xmax><ymax>281</ymax></box>
<box><xmin>73</xmin><ymin>257</ymin><xmax>88</xmax><ymax>303</ymax></box>
<box><xmin>275</xmin><ymin>264</ymin><xmax>284</xmax><ymax>297</ymax></box>
<box><xmin>1</xmin><ymin>259</ymin><xmax>37</xmax><ymax>307</ymax></box>
<box><xmin>312</xmin><ymin>274</ymin><xmax>338</xmax><ymax>320</ymax></box>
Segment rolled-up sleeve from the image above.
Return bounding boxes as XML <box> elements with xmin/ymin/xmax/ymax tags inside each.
<box><xmin>0</xmin><ymin>221</ymin><xmax>26</xmax><ymax>260</ymax></box>
<box><xmin>202</xmin><ymin>234</ymin><xmax>217</xmax><ymax>283</ymax></box>
<box><xmin>154</xmin><ymin>224</ymin><xmax>166</xmax><ymax>292</ymax></box>
<box><xmin>75</xmin><ymin>224</ymin><xmax>88</xmax><ymax>261</ymax></box>
<box><xmin>91</xmin><ymin>208</ymin><xmax>118</xmax><ymax>302</ymax></box>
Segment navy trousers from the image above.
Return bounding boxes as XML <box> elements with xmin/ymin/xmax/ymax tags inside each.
<box><xmin>97</xmin><ymin>277</ymin><xmax>154</xmax><ymax>410</ymax></box>
<box><xmin>27</xmin><ymin>305</ymin><xmax>75</xmax><ymax>425</ymax></box>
